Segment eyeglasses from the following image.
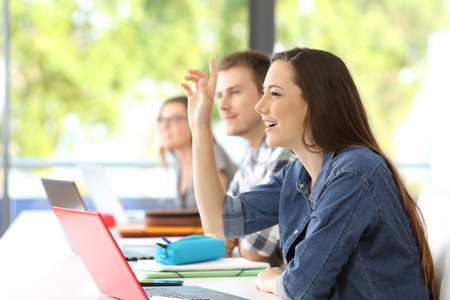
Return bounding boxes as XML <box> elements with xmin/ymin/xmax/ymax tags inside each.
<box><xmin>157</xmin><ymin>115</ymin><xmax>187</xmax><ymax>124</ymax></box>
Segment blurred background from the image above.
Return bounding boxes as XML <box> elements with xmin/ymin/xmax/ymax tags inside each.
<box><xmin>1</xmin><ymin>0</ymin><xmax>450</xmax><ymax>235</ymax></box>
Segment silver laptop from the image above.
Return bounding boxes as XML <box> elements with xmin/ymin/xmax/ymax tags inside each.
<box><xmin>80</xmin><ymin>165</ymin><xmax>128</xmax><ymax>224</ymax></box>
<box><xmin>41</xmin><ymin>178</ymin><xmax>155</xmax><ymax>260</ymax></box>
<box><xmin>41</xmin><ymin>178</ymin><xmax>87</xmax><ymax>211</ymax></box>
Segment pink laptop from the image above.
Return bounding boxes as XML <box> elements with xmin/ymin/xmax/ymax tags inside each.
<box><xmin>52</xmin><ymin>207</ymin><xmax>247</xmax><ymax>300</ymax></box>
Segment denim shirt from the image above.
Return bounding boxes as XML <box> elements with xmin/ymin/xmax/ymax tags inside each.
<box><xmin>223</xmin><ymin>146</ymin><xmax>430</xmax><ymax>300</ymax></box>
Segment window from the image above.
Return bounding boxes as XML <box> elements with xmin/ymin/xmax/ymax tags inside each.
<box><xmin>2</xmin><ymin>0</ymin><xmax>249</xmax><ymax>225</ymax></box>
<box><xmin>275</xmin><ymin>0</ymin><xmax>450</xmax><ymax>197</ymax></box>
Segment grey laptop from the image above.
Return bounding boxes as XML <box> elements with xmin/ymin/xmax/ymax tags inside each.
<box><xmin>41</xmin><ymin>178</ymin><xmax>155</xmax><ymax>260</ymax></box>
<box><xmin>41</xmin><ymin>178</ymin><xmax>87</xmax><ymax>211</ymax></box>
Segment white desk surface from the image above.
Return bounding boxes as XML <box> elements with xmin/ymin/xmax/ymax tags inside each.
<box><xmin>0</xmin><ymin>211</ymin><xmax>280</xmax><ymax>300</ymax></box>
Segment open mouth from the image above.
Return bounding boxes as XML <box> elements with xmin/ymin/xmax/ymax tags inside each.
<box><xmin>264</xmin><ymin>121</ymin><xmax>277</xmax><ymax>128</ymax></box>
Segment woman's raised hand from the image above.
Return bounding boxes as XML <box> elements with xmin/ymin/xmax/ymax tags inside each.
<box><xmin>181</xmin><ymin>58</ymin><xmax>217</xmax><ymax>130</ymax></box>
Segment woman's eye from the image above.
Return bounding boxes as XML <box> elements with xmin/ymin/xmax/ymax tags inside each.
<box><xmin>271</xmin><ymin>91</ymin><xmax>281</xmax><ymax>97</ymax></box>
<box><xmin>231</xmin><ymin>90</ymin><xmax>240</xmax><ymax>95</ymax></box>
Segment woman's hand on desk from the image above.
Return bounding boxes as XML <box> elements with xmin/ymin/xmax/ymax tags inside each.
<box><xmin>255</xmin><ymin>266</ymin><xmax>282</xmax><ymax>296</ymax></box>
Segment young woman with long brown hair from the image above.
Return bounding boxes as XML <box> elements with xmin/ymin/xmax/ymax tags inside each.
<box><xmin>181</xmin><ymin>48</ymin><xmax>434</xmax><ymax>299</ymax></box>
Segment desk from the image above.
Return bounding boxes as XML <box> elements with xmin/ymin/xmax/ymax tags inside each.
<box><xmin>0</xmin><ymin>211</ymin><xmax>280</xmax><ymax>300</ymax></box>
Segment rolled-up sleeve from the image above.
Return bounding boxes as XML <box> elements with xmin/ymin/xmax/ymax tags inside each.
<box><xmin>222</xmin><ymin>194</ymin><xmax>245</xmax><ymax>239</ymax></box>
<box><xmin>222</xmin><ymin>163</ymin><xmax>287</xmax><ymax>239</ymax></box>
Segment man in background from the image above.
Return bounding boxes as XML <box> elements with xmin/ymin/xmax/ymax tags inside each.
<box><xmin>216</xmin><ymin>50</ymin><xmax>291</xmax><ymax>266</ymax></box>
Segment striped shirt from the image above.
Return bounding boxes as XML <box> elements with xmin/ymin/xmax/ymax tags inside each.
<box><xmin>227</xmin><ymin>136</ymin><xmax>291</xmax><ymax>266</ymax></box>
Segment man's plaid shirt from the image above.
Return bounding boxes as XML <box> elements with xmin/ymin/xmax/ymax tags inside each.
<box><xmin>227</xmin><ymin>136</ymin><xmax>291</xmax><ymax>266</ymax></box>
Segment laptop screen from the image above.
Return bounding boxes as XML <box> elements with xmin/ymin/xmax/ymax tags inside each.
<box><xmin>80</xmin><ymin>165</ymin><xmax>128</xmax><ymax>224</ymax></box>
<box><xmin>52</xmin><ymin>207</ymin><xmax>148</xmax><ymax>300</ymax></box>
<box><xmin>42</xmin><ymin>178</ymin><xmax>87</xmax><ymax>211</ymax></box>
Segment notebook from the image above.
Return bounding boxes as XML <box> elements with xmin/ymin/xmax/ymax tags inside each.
<box><xmin>41</xmin><ymin>178</ymin><xmax>155</xmax><ymax>260</ymax></box>
<box><xmin>134</xmin><ymin>257</ymin><xmax>268</xmax><ymax>280</ymax></box>
<box><xmin>137</xmin><ymin>257</ymin><xmax>269</xmax><ymax>271</ymax></box>
<box><xmin>52</xmin><ymin>207</ymin><xmax>248</xmax><ymax>300</ymax></box>
<box><xmin>80</xmin><ymin>165</ymin><xmax>128</xmax><ymax>224</ymax></box>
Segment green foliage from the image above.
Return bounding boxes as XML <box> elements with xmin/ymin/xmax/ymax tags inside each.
<box><xmin>6</xmin><ymin>0</ymin><xmax>247</xmax><ymax>157</ymax></box>
<box><xmin>7</xmin><ymin>0</ymin><xmax>446</xmax><ymax>158</ymax></box>
<box><xmin>276</xmin><ymin>0</ymin><xmax>450</xmax><ymax>154</ymax></box>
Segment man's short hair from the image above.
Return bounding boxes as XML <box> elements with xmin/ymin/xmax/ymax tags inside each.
<box><xmin>218</xmin><ymin>50</ymin><xmax>270</xmax><ymax>93</ymax></box>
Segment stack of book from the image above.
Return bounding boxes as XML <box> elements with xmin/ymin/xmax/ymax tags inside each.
<box><xmin>118</xmin><ymin>208</ymin><xmax>203</xmax><ymax>238</ymax></box>
<box><xmin>117</xmin><ymin>222</ymin><xmax>203</xmax><ymax>238</ymax></box>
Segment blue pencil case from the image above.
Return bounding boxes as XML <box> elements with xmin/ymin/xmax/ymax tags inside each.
<box><xmin>156</xmin><ymin>235</ymin><xmax>225</xmax><ymax>265</ymax></box>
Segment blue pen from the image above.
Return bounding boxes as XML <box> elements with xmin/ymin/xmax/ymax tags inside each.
<box><xmin>161</xmin><ymin>237</ymin><xmax>172</xmax><ymax>244</ymax></box>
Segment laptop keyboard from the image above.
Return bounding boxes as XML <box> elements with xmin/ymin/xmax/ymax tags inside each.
<box><xmin>121</xmin><ymin>245</ymin><xmax>156</xmax><ymax>261</ymax></box>
<box><xmin>143</xmin><ymin>287</ymin><xmax>209</xmax><ymax>299</ymax></box>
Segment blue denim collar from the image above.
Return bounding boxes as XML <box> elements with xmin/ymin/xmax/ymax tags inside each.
<box><xmin>297</xmin><ymin>150</ymin><xmax>335</xmax><ymax>206</ymax></box>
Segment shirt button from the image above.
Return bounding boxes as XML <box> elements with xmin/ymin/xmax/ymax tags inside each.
<box><xmin>294</xmin><ymin>229</ymin><xmax>299</xmax><ymax>234</ymax></box>
<box><xmin>298</xmin><ymin>183</ymin><xmax>303</xmax><ymax>188</ymax></box>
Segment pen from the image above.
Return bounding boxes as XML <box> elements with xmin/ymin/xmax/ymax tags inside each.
<box><xmin>156</xmin><ymin>242</ymin><xmax>167</xmax><ymax>248</ymax></box>
<box><xmin>161</xmin><ymin>237</ymin><xmax>172</xmax><ymax>244</ymax></box>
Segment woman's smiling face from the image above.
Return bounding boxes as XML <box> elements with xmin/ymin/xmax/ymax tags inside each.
<box><xmin>255</xmin><ymin>60</ymin><xmax>309</xmax><ymax>152</ymax></box>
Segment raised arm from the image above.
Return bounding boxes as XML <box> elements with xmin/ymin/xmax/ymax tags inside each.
<box><xmin>181</xmin><ymin>58</ymin><xmax>225</xmax><ymax>238</ymax></box>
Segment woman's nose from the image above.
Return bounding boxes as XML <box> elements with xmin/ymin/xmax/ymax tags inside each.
<box><xmin>254</xmin><ymin>93</ymin><xmax>267</xmax><ymax>115</ymax></box>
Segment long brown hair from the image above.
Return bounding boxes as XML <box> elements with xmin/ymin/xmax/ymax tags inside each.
<box><xmin>272</xmin><ymin>47</ymin><xmax>435</xmax><ymax>298</ymax></box>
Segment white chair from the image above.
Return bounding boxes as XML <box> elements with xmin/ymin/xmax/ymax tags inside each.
<box><xmin>417</xmin><ymin>184</ymin><xmax>450</xmax><ymax>300</ymax></box>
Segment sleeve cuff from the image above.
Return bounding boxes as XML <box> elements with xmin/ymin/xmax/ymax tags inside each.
<box><xmin>276</xmin><ymin>272</ymin><xmax>293</xmax><ymax>300</ymax></box>
<box><xmin>222</xmin><ymin>194</ymin><xmax>245</xmax><ymax>239</ymax></box>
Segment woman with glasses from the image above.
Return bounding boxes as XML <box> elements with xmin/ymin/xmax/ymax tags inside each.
<box><xmin>158</xmin><ymin>96</ymin><xmax>236</xmax><ymax>208</ymax></box>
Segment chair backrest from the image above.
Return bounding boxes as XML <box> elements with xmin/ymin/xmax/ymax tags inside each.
<box><xmin>417</xmin><ymin>184</ymin><xmax>450</xmax><ymax>300</ymax></box>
